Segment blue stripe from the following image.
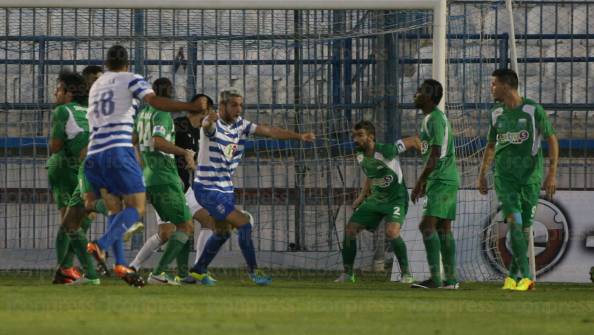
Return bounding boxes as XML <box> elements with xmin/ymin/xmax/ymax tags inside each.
<box><xmin>128</xmin><ymin>78</ymin><xmax>142</xmax><ymax>88</ymax></box>
<box><xmin>197</xmin><ymin>165</ymin><xmax>232</xmax><ymax>173</ymax></box>
<box><xmin>209</xmin><ymin>146</ymin><xmax>224</xmax><ymax>155</ymax></box>
<box><xmin>214</xmin><ymin>137</ymin><xmax>245</xmax><ymax>147</ymax></box>
<box><xmin>194</xmin><ymin>183</ymin><xmax>235</xmax><ymax>192</ymax></box>
<box><xmin>197</xmin><ymin>175</ymin><xmax>232</xmax><ymax>182</ymax></box>
<box><xmin>243</xmin><ymin>122</ymin><xmax>253</xmax><ymax>136</ymax></box>
<box><xmin>89</xmin><ymin>138</ymin><xmax>132</xmax><ymax>151</ymax></box>
<box><xmin>91</xmin><ymin>130</ymin><xmax>132</xmax><ymax>140</ymax></box>
<box><xmin>209</xmin><ymin>156</ymin><xmax>241</xmax><ymax>165</ymax></box>
<box><xmin>216</xmin><ymin>125</ymin><xmax>239</xmax><ymax>139</ymax></box>
<box><xmin>92</xmin><ymin>122</ymin><xmax>134</xmax><ymax>131</ymax></box>
<box><xmin>132</xmin><ymin>87</ymin><xmax>147</xmax><ymax>99</ymax></box>
<box><xmin>230</xmin><ymin>119</ymin><xmax>244</xmax><ymax>130</ymax></box>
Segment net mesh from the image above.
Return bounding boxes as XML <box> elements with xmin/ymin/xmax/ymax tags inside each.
<box><xmin>1</xmin><ymin>5</ymin><xmax>503</xmax><ymax>281</ymax></box>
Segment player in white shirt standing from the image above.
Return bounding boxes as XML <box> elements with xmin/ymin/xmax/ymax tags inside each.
<box><xmin>188</xmin><ymin>87</ymin><xmax>316</xmax><ymax>286</ymax></box>
<box><xmin>84</xmin><ymin>45</ymin><xmax>201</xmax><ymax>287</ymax></box>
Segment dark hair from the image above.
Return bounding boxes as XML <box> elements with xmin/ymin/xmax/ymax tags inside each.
<box><xmin>492</xmin><ymin>68</ymin><xmax>519</xmax><ymax>89</ymax></box>
<box><xmin>353</xmin><ymin>120</ymin><xmax>375</xmax><ymax>138</ymax></box>
<box><xmin>420</xmin><ymin>79</ymin><xmax>444</xmax><ymax>105</ymax></box>
<box><xmin>152</xmin><ymin>77</ymin><xmax>173</xmax><ymax>98</ymax></box>
<box><xmin>106</xmin><ymin>45</ymin><xmax>128</xmax><ymax>70</ymax></box>
<box><xmin>82</xmin><ymin>65</ymin><xmax>103</xmax><ymax>78</ymax></box>
<box><xmin>58</xmin><ymin>71</ymin><xmax>87</xmax><ymax>105</ymax></box>
<box><xmin>190</xmin><ymin>93</ymin><xmax>214</xmax><ymax>107</ymax></box>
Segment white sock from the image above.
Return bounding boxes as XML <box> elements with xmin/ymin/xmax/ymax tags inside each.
<box><xmin>129</xmin><ymin>234</ymin><xmax>163</xmax><ymax>271</ymax></box>
<box><xmin>194</xmin><ymin>228</ymin><xmax>214</xmax><ymax>264</ymax></box>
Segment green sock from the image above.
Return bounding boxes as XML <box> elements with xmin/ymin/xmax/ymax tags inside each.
<box><xmin>390</xmin><ymin>236</ymin><xmax>409</xmax><ymax>275</ymax></box>
<box><xmin>438</xmin><ymin>232</ymin><xmax>457</xmax><ymax>283</ymax></box>
<box><xmin>68</xmin><ymin>229</ymin><xmax>98</xmax><ymax>280</ymax></box>
<box><xmin>341</xmin><ymin>236</ymin><xmax>357</xmax><ymax>275</ymax></box>
<box><xmin>56</xmin><ymin>226</ymin><xmax>74</xmax><ymax>268</ymax></box>
<box><xmin>176</xmin><ymin>240</ymin><xmax>191</xmax><ymax>278</ymax></box>
<box><xmin>423</xmin><ymin>232</ymin><xmax>442</xmax><ymax>286</ymax></box>
<box><xmin>153</xmin><ymin>231</ymin><xmax>189</xmax><ymax>275</ymax></box>
<box><xmin>509</xmin><ymin>222</ymin><xmax>530</xmax><ymax>279</ymax></box>
<box><xmin>94</xmin><ymin>199</ymin><xmax>108</xmax><ymax>216</ymax></box>
<box><xmin>508</xmin><ymin>228</ymin><xmax>528</xmax><ymax>281</ymax></box>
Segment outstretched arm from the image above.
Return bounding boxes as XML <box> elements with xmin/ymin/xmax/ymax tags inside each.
<box><xmin>254</xmin><ymin>124</ymin><xmax>315</xmax><ymax>142</ymax></box>
<box><xmin>143</xmin><ymin>93</ymin><xmax>200</xmax><ymax>113</ymax></box>
<box><xmin>396</xmin><ymin>136</ymin><xmax>422</xmax><ymax>153</ymax></box>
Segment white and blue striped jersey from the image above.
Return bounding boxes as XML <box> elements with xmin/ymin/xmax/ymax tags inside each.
<box><xmin>194</xmin><ymin>116</ymin><xmax>257</xmax><ymax>193</ymax></box>
<box><xmin>86</xmin><ymin>71</ymin><xmax>153</xmax><ymax>156</ymax></box>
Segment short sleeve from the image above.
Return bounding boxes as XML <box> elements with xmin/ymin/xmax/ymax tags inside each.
<box><xmin>50</xmin><ymin>106</ymin><xmax>68</xmax><ymax>141</ymax></box>
<box><xmin>242</xmin><ymin>119</ymin><xmax>257</xmax><ymax>137</ymax></box>
<box><xmin>535</xmin><ymin>104</ymin><xmax>555</xmax><ymax>138</ymax></box>
<box><xmin>428</xmin><ymin>114</ymin><xmax>445</xmax><ymax>147</ymax></box>
<box><xmin>382</xmin><ymin>143</ymin><xmax>398</xmax><ymax>160</ymax></box>
<box><xmin>127</xmin><ymin>74</ymin><xmax>154</xmax><ymax>100</ymax></box>
<box><xmin>151</xmin><ymin>112</ymin><xmax>172</xmax><ymax>138</ymax></box>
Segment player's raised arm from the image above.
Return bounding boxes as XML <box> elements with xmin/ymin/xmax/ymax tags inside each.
<box><xmin>143</xmin><ymin>93</ymin><xmax>202</xmax><ymax>114</ymax></box>
<box><xmin>254</xmin><ymin>124</ymin><xmax>315</xmax><ymax>142</ymax></box>
<box><xmin>396</xmin><ymin>135</ymin><xmax>421</xmax><ymax>153</ymax></box>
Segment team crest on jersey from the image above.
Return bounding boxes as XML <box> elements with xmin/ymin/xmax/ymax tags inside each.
<box><xmin>356</xmin><ymin>153</ymin><xmax>364</xmax><ymax>163</ymax></box>
<box><xmin>497</xmin><ymin>130</ymin><xmax>529</xmax><ymax>144</ymax></box>
<box><xmin>421</xmin><ymin>140</ymin><xmax>429</xmax><ymax>154</ymax></box>
<box><xmin>224</xmin><ymin>143</ymin><xmax>238</xmax><ymax>159</ymax></box>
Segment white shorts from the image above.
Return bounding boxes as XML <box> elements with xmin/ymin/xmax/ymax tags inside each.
<box><xmin>156</xmin><ymin>187</ymin><xmax>203</xmax><ymax>225</ymax></box>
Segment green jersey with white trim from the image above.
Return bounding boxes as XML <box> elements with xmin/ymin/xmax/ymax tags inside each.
<box><xmin>487</xmin><ymin>98</ymin><xmax>555</xmax><ymax>184</ymax></box>
<box><xmin>50</xmin><ymin>102</ymin><xmax>90</xmax><ymax>162</ymax></box>
<box><xmin>355</xmin><ymin>142</ymin><xmax>407</xmax><ymax>203</ymax></box>
<box><xmin>419</xmin><ymin>107</ymin><xmax>459</xmax><ymax>185</ymax></box>
<box><xmin>135</xmin><ymin>105</ymin><xmax>180</xmax><ymax>186</ymax></box>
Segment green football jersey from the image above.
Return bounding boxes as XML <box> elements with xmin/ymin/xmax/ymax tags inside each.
<box><xmin>487</xmin><ymin>98</ymin><xmax>555</xmax><ymax>184</ymax></box>
<box><xmin>135</xmin><ymin>105</ymin><xmax>181</xmax><ymax>186</ymax></box>
<box><xmin>50</xmin><ymin>101</ymin><xmax>90</xmax><ymax>162</ymax></box>
<box><xmin>419</xmin><ymin>107</ymin><xmax>459</xmax><ymax>185</ymax></box>
<box><xmin>355</xmin><ymin>142</ymin><xmax>408</xmax><ymax>203</ymax></box>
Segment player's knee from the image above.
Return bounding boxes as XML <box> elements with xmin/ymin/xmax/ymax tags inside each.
<box><xmin>178</xmin><ymin>221</ymin><xmax>194</xmax><ymax>234</ymax></box>
<box><xmin>345</xmin><ymin>224</ymin><xmax>359</xmax><ymax>238</ymax></box>
<box><xmin>386</xmin><ymin>226</ymin><xmax>401</xmax><ymax>239</ymax></box>
<box><xmin>419</xmin><ymin>222</ymin><xmax>435</xmax><ymax>237</ymax></box>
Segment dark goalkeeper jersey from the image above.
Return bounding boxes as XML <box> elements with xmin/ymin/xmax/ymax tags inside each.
<box><xmin>174</xmin><ymin>115</ymin><xmax>201</xmax><ymax>191</ymax></box>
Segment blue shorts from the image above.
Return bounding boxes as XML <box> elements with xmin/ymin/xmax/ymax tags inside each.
<box><xmin>192</xmin><ymin>183</ymin><xmax>235</xmax><ymax>221</ymax></box>
<box><xmin>84</xmin><ymin>147</ymin><xmax>145</xmax><ymax>197</ymax></box>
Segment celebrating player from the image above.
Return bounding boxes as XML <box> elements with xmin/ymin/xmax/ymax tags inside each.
<box><xmin>478</xmin><ymin>68</ymin><xmax>558</xmax><ymax>291</ymax></box>
<box><xmin>188</xmin><ymin>87</ymin><xmax>315</xmax><ymax>286</ymax></box>
<box><xmin>84</xmin><ymin>45</ymin><xmax>203</xmax><ymax>287</ymax></box>
<box><xmin>410</xmin><ymin>79</ymin><xmax>460</xmax><ymax>289</ymax></box>
<box><xmin>334</xmin><ymin>120</ymin><xmax>417</xmax><ymax>284</ymax></box>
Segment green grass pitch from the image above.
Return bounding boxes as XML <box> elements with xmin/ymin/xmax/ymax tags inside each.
<box><xmin>1</xmin><ymin>272</ymin><xmax>593</xmax><ymax>335</ymax></box>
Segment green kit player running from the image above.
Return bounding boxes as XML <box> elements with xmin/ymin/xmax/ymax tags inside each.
<box><xmin>134</xmin><ymin>78</ymin><xmax>196</xmax><ymax>285</ymax></box>
<box><xmin>478</xmin><ymin>69</ymin><xmax>558</xmax><ymax>292</ymax></box>
<box><xmin>335</xmin><ymin>121</ymin><xmax>418</xmax><ymax>284</ymax></box>
<box><xmin>48</xmin><ymin>71</ymin><xmax>99</xmax><ymax>284</ymax></box>
<box><xmin>410</xmin><ymin>79</ymin><xmax>460</xmax><ymax>290</ymax></box>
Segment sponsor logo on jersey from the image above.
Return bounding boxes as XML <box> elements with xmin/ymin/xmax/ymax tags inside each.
<box><xmin>153</xmin><ymin>125</ymin><xmax>166</xmax><ymax>135</ymax></box>
<box><xmin>496</xmin><ymin>130</ymin><xmax>529</xmax><ymax>144</ymax></box>
<box><xmin>223</xmin><ymin>143</ymin><xmax>238</xmax><ymax>159</ymax></box>
<box><xmin>372</xmin><ymin>175</ymin><xmax>393</xmax><ymax>188</ymax></box>
<box><xmin>421</xmin><ymin>140</ymin><xmax>429</xmax><ymax>154</ymax></box>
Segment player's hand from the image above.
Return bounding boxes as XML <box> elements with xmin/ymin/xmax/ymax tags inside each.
<box><xmin>184</xmin><ymin>149</ymin><xmax>196</xmax><ymax>171</ymax></box>
<box><xmin>411</xmin><ymin>181</ymin><xmax>426</xmax><ymax>204</ymax></box>
<box><xmin>544</xmin><ymin>173</ymin><xmax>556</xmax><ymax>200</ymax></box>
<box><xmin>300</xmin><ymin>132</ymin><xmax>316</xmax><ymax>142</ymax></box>
<box><xmin>478</xmin><ymin>174</ymin><xmax>489</xmax><ymax>195</ymax></box>
<box><xmin>352</xmin><ymin>196</ymin><xmax>365</xmax><ymax>210</ymax></box>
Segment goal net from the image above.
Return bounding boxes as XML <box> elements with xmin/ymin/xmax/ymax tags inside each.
<box><xmin>0</xmin><ymin>2</ymin><xmax>503</xmax><ymax>281</ymax></box>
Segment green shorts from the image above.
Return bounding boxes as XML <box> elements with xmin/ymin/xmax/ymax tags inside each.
<box><xmin>47</xmin><ymin>155</ymin><xmax>78</xmax><ymax>209</ymax></box>
<box><xmin>350</xmin><ymin>196</ymin><xmax>408</xmax><ymax>230</ymax></box>
<box><xmin>147</xmin><ymin>182</ymin><xmax>192</xmax><ymax>225</ymax></box>
<box><xmin>494</xmin><ymin>177</ymin><xmax>540</xmax><ymax>227</ymax></box>
<box><xmin>422</xmin><ymin>181</ymin><xmax>458</xmax><ymax>220</ymax></box>
<box><xmin>67</xmin><ymin>163</ymin><xmax>95</xmax><ymax>208</ymax></box>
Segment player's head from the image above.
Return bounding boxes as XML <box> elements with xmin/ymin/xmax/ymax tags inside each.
<box><xmin>491</xmin><ymin>68</ymin><xmax>519</xmax><ymax>101</ymax></box>
<box><xmin>190</xmin><ymin>93</ymin><xmax>214</xmax><ymax>114</ymax></box>
<box><xmin>82</xmin><ymin>65</ymin><xmax>103</xmax><ymax>90</ymax></box>
<box><xmin>219</xmin><ymin>87</ymin><xmax>243</xmax><ymax>123</ymax></box>
<box><xmin>152</xmin><ymin>77</ymin><xmax>174</xmax><ymax>98</ymax></box>
<box><xmin>54</xmin><ymin>71</ymin><xmax>86</xmax><ymax>106</ymax></box>
<box><xmin>105</xmin><ymin>45</ymin><xmax>129</xmax><ymax>71</ymax></box>
<box><xmin>414</xmin><ymin>79</ymin><xmax>443</xmax><ymax>110</ymax></box>
<box><xmin>352</xmin><ymin>120</ymin><xmax>375</xmax><ymax>150</ymax></box>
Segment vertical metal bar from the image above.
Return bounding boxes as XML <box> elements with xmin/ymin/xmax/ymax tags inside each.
<box><xmin>294</xmin><ymin>9</ymin><xmax>305</xmax><ymax>250</ymax></box>
<box><xmin>133</xmin><ymin>9</ymin><xmax>144</xmax><ymax>75</ymax></box>
<box><xmin>270</xmin><ymin>9</ymin><xmax>276</xmax><ymax>251</ymax></box>
<box><xmin>186</xmin><ymin>39</ymin><xmax>197</xmax><ymax>101</ymax></box>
